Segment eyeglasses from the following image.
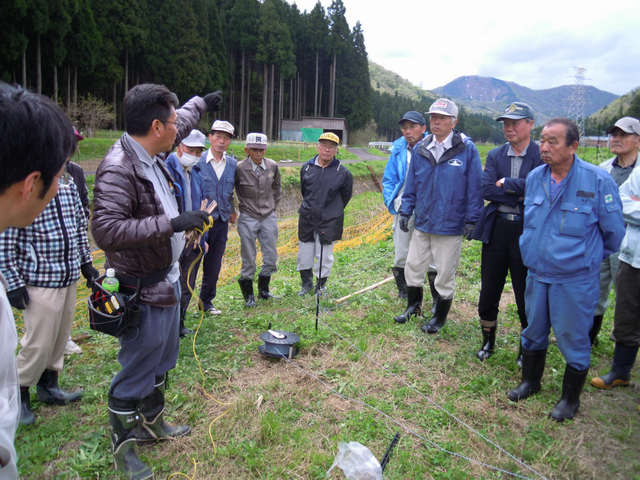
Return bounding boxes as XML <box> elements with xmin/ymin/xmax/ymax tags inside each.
<box><xmin>162</xmin><ymin>119</ymin><xmax>185</xmax><ymax>130</ymax></box>
<box><xmin>318</xmin><ymin>143</ymin><xmax>337</xmax><ymax>150</ymax></box>
<box><xmin>57</xmin><ymin>172</ymin><xmax>72</xmax><ymax>186</ymax></box>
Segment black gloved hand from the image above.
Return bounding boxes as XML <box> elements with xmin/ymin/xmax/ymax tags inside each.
<box><xmin>463</xmin><ymin>223</ymin><xmax>475</xmax><ymax>240</ymax></box>
<box><xmin>399</xmin><ymin>215</ymin><xmax>410</xmax><ymax>233</ymax></box>
<box><xmin>203</xmin><ymin>91</ymin><xmax>223</xmax><ymax>112</ymax></box>
<box><xmin>7</xmin><ymin>286</ymin><xmax>29</xmax><ymax>310</ymax></box>
<box><xmin>81</xmin><ymin>262</ymin><xmax>100</xmax><ymax>288</ymax></box>
<box><xmin>171</xmin><ymin>211</ymin><xmax>213</xmax><ymax>233</ymax></box>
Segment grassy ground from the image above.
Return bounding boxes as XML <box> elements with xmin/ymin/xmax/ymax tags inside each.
<box><xmin>14</xmin><ymin>191</ymin><xmax>640</xmax><ymax>479</ymax></box>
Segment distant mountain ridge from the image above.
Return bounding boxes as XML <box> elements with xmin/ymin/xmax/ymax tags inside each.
<box><xmin>432</xmin><ymin>76</ymin><xmax>618</xmax><ymax>122</ymax></box>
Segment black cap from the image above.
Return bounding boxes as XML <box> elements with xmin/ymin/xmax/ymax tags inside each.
<box><xmin>398</xmin><ymin>111</ymin><xmax>426</xmax><ymax>126</ymax></box>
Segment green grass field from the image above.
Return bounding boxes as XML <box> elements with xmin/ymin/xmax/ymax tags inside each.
<box><xmin>14</xmin><ymin>190</ymin><xmax>640</xmax><ymax>479</ymax></box>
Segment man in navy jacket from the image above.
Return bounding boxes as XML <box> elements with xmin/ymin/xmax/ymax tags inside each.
<box><xmin>471</xmin><ymin>103</ymin><xmax>542</xmax><ymax>365</ymax></box>
<box><xmin>197</xmin><ymin>120</ymin><xmax>237</xmax><ymax>315</ymax></box>
<box><xmin>394</xmin><ymin>99</ymin><xmax>483</xmax><ymax>334</ymax></box>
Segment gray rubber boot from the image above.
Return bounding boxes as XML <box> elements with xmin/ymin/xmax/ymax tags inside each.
<box><xmin>298</xmin><ymin>269</ymin><xmax>314</xmax><ymax>296</ymax></box>
<box><xmin>36</xmin><ymin>369</ymin><xmax>83</xmax><ymax>405</ymax></box>
<box><xmin>136</xmin><ymin>379</ymin><xmax>191</xmax><ymax>445</ymax></box>
<box><xmin>109</xmin><ymin>394</ymin><xmax>153</xmax><ymax>480</ymax></box>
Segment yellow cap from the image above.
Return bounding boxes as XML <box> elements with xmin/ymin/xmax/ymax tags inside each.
<box><xmin>318</xmin><ymin>132</ymin><xmax>339</xmax><ymax>145</ymax></box>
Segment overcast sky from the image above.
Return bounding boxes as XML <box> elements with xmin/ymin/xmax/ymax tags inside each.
<box><xmin>289</xmin><ymin>0</ymin><xmax>640</xmax><ymax>96</ymax></box>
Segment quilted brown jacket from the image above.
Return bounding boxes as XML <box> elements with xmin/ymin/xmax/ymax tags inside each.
<box><xmin>91</xmin><ymin>97</ymin><xmax>207</xmax><ymax>306</ymax></box>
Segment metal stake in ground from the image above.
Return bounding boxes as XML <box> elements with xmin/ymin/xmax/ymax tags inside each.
<box><xmin>316</xmin><ymin>230</ymin><xmax>325</xmax><ymax>331</ymax></box>
<box><xmin>380</xmin><ymin>432</ymin><xmax>400</xmax><ymax>472</ymax></box>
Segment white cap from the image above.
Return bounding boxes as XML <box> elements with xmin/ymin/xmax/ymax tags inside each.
<box><xmin>106</xmin><ymin>268</ymin><xmax>116</xmax><ymax>277</ymax></box>
<box><xmin>210</xmin><ymin>120</ymin><xmax>235</xmax><ymax>137</ymax></box>
<box><xmin>246</xmin><ymin>132</ymin><xmax>268</xmax><ymax>149</ymax></box>
<box><xmin>181</xmin><ymin>129</ymin><xmax>206</xmax><ymax>148</ymax></box>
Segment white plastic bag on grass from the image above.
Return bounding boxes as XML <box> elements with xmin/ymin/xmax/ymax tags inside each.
<box><xmin>326</xmin><ymin>441</ymin><xmax>383</xmax><ymax>480</ymax></box>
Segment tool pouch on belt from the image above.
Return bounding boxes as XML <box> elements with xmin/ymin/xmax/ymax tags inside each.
<box><xmin>87</xmin><ymin>265</ymin><xmax>172</xmax><ymax>337</ymax></box>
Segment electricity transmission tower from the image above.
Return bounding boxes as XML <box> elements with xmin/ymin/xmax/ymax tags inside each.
<box><xmin>567</xmin><ymin>67</ymin><xmax>587</xmax><ymax>145</ymax></box>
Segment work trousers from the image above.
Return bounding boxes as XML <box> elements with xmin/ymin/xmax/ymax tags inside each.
<box><xmin>595</xmin><ymin>251</ymin><xmax>621</xmax><ymax>316</ymax></box>
<box><xmin>611</xmin><ymin>261</ymin><xmax>640</xmax><ymax>347</ymax></box>
<box><xmin>111</xmin><ymin>281</ymin><xmax>181</xmax><ymax>400</ymax></box>
<box><xmin>392</xmin><ymin>214</ymin><xmax>414</xmax><ymax>268</ymax></box>
<box><xmin>478</xmin><ymin>217</ymin><xmax>528</xmax><ymax>327</ymax></box>
<box><xmin>179</xmin><ymin>243</ymin><xmax>204</xmax><ymax>316</ymax></box>
<box><xmin>297</xmin><ymin>232</ymin><xmax>335</xmax><ymax>279</ymax></box>
<box><xmin>200</xmin><ymin>219</ymin><xmax>229</xmax><ymax>311</ymax></box>
<box><xmin>17</xmin><ymin>284</ymin><xmax>77</xmax><ymax>386</ymax></box>
<box><xmin>521</xmin><ymin>273</ymin><xmax>598</xmax><ymax>371</ymax></box>
<box><xmin>405</xmin><ymin>230</ymin><xmax>463</xmax><ymax>300</ymax></box>
<box><xmin>237</xmin><ymin>212</ymin><xmax>278</xmax><ymax>280</ymax></box>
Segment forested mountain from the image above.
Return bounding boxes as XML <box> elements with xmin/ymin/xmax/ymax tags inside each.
<box><xmin>0</xmin><ymin>0</ymin><xmax>372</xmax><ymax>138</ymax></box>
<box><xmin>433</xmin><ymin>75</ymin><xmax>618</xmax><ymax>123</ymax></box>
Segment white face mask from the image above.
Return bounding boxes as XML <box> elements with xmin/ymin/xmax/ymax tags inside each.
<box><xmin>178</xmin><ymin>152</ymin><xmax>200</xmax><ymax>169</ymax></box>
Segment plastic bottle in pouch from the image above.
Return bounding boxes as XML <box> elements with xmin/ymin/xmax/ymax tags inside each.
<box><xmin>102</xmin><ymin>268</ymin><xmax>120</xmax><ymax>293</ymax></box>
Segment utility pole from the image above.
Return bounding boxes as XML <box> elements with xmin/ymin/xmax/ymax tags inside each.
<box><xmin>567</xmin><ymin>67</ymin><xmax>587</xmax><ymax>146</ymax></box>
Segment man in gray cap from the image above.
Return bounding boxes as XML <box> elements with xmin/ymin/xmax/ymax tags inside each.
<box><xmin>382</xmin><ymin>111</ymin><xmax>432</xmax><ymax>301</ymax></box>
<box><xmin>165</xmin><ymin>129</ymin><xmax>207</xmax><ymax>336</ymax></box>
<box><xmin>590</xmin><ymin>117</ymin><xmax>640</xmax><ymax>346</ymax></box>
<box><xmin>393</xmin><ymin>99</ymin><xmax>483</xmax><ymax>334</ymax></box>
<box><xmin>470</xmin><ymin>102</ymin><xmax>542</xmax><ymax>365</ymax></box>
<box><xmin>234</xmin><ymin>133</ymin><xmax>282</xmax><ymax>307</ymax></box>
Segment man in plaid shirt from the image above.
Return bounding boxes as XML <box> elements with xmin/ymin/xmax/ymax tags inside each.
<box><xmin>0</xmin><ymin>129</ymin><xmax>99</xmax><ymax>426</ymax></box>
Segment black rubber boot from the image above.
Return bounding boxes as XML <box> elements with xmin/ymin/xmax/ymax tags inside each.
<box><xmin>315</xmin><ymin>276</ymin><xmax>328</xmax><ymax>294</ymax></box>
<box><xmin>392</xmin><ymin>267</ymin><xmax>407</xmax><ymax>299</ymax></box>
<box><xmin>516</xmin><ymin>342</ymin><xmax>523</xmax><ymax>369</ymax></box>
<box><xmin>109</xmin><ymin>394</ymin><xmax>153</xmax><ymax>479</ymax></box>
<box><xmin>19</xmin><ymin>386</ymin><xmax>34</xmax><ymax>425</ymax></box>
<box><xmin>507</xmin><ymin>349</ymin><xmax>547</xmax><ymax>402</ymax></box>
<box><xmin>258</xmin><ymin>275</ymin><xmax>281</xmax><ymax>300</ymax></box>
<box><xmin>393</xmin><ymin>286</ymin><xmax>423</xmax><ymax>324</ymax></box>
<box><xmin>237</xmin><ymin>278</ymin><xmax>257</xmax><ymax>308</ymax></box>
<box><xmin>476</xmin><ymin>324</ymin><xmax>496</xmax><ymax>361</ymax></box>
<box><xmin>549</xmin><ymin>364</ymin><xmax>589</xmax><ymax>422</ymax></box>
<box><xmin>590</xmin><ymin>344</ymin><xmax>638</xmax><ymax>389</ymax></box>
<box><xmin>36</xmin><ymin>369</ymin><xmax>83</xmax><ymax>405</ymax></box>
<box><xmin>421</xmin><ymin>297</ymin><xmax>452</xmax><ymax>334</ymax></box>
<box><xmin>427</xmin><ymin>271</ymin><xmax>439</xmax><ymax>316</ymax></box>
<box><xmin>297</xmin><ymin>269</ymin><xmax>314</xmax><ymax>296</ymax></box>
<box><xmin>589</xmin><ymin>314</ymin><xmax>604</xmax><ymax>347</ymax></box>
<box><xmin>179</xmin><ymin>313</ymin><xmax>194</xmax><ymax>338</ymax></box>
<box><xmin>137</xmin><ymin>379</ymin><xmax>191</xmax><ymax>445</ymax></box>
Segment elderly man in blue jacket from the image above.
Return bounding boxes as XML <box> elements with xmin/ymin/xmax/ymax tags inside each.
<box><xmin>197</xmin><ymin>120</ymin><xmax>238</xmax><ymax>316</ymax></box>
<box><xmin>507</xmin><ymin>117</ymin><xmax>625</xmax><ymax>422</ymax></box>
<box><xmin>471</xmin><ymin>103</ymin><xmax>542</xmax><ymax>365</ymax></box>
<box><xmin>382</xmin><ymin>111</ymin><xmax>431</xmax><ymax>301</ymax></box>
<box><xmin>165</xmin><ymin>129</ymin><xmax>207</xmax><ymax>336</ymax></box>
<box><xmin>393</xmin><ymin>99</ymin><xmax>483</xmax><ymax>334</ymax></box>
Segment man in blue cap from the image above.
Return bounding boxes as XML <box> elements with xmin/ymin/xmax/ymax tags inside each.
<box><xmin>382</xmin><ymin>111</ymin><xmax>432</xmax><ymax>301</ymax></box>
<box><xmin>471</xmin><ymin>102</ymin><xmax>542</xmax><ymax>365</ymax></box>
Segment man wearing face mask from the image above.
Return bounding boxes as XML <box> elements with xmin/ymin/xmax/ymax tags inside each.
<box><xmin>165</xmin><ymin>130</ymin><xmax>207</xmax><ymax>337</ymax></box>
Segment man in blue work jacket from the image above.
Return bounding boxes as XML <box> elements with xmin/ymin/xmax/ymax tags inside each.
<box><xmin>507</xmin><ymin>117</ymin><xmax>625</xmax><ymax>422</ymax></box>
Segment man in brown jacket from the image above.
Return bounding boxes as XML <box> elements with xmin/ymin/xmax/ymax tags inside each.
<box><xmin>92</xmin><ymin>84</ymin><xmax>222</xmax><ymax>479</ymax></box>
<box><xmin>234</xmin><ymin>133</ymin><xmax>282</xmax><ymax>306</ymax></box>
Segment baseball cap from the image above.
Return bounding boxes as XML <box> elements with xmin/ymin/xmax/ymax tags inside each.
<box><xmin>427</xmin><ymin>99</ymin><xmax>458</xmax><ymax>118</ymax></box>
<box><xmin>246</xmin><ymin>132</ymin><xmax>268</xmax><ymax>149</ymax></box>
<box><xmin>211</xmin><ymin>120</ymin><xmax>235</xmax><ymax>137</ymax></box>
<box><xmin>496</xmin><ymin>102</ymin><xmax>534</xmax><ymax>122</ymax></box>
<box><xmin>398</xmin><ymin>111</ymin><xmax>426</xmax><ymax>126</ymax></box>
<box><xmin>318</xmin><ymin>132</ymin><xmax>339</xmax><ymax>145</ymax></box>
<box><xmin>181</xmin><ymin>129</ymin><xmax>206</xmax><ymax>148</ymax></box>
<box><xmin>606</xmin><ymin>117</ymin><xmax>640</xmax><ymax>135</ymax></box>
